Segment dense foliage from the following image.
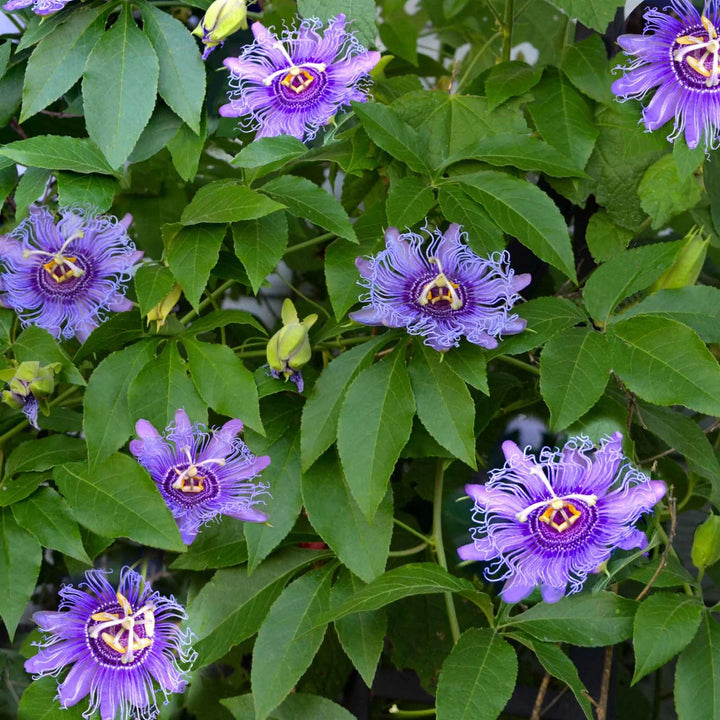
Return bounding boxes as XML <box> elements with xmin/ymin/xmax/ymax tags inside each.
<box><xmin>0</xmin><ymin>0</ymin><xmax>719</xmax><ymax>718</ymax></box>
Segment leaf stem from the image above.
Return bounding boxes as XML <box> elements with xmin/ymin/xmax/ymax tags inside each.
<box><xmin>180</xmin><ymin>279</ymin><xmax>236</xmax><ymax>325</ymax></box>
<box><xmin>501</xmin><ymin>0</ymin><xmax>514</xmax><ymax>62</ymax></box>
<box><xmin>388</xmin><ymin>706</ymin><xmax>436</xmax><ymax>718</ymax></box>
<box><xmin>388</xmin><ymin>542</ymin><xmax>429</xmax><ymax>557</ymax></box>
<box><xmin>493</xmin><ymin>354</ymin><xmax>540</xmax><ymax>376</ymax></box>
<box><xmin>393</xmin><ymin>518</ymin><xmax>434</xmax><ymax>546</ymax></box>
<box><xmin>433</xmin><ymin>459</ymin><xmax>461</xmax><ymax>644</ymax></box>
<box><xmin>284</xmin><ymin>232</ymin><xmax>335</xmax><ymax>256</ymax></box>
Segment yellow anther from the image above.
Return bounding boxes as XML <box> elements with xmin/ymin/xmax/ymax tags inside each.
<box><xmin>703</xmin><ymin>14</ymin><xmax>718</xmax><ymax>39</ymax></box>
<box><xmin>91</xmin><ymin>611</ymin><xmax>119</xmax><ymax>622</ymax></box>
<box><xmin>539</xmin><ymin>501</ymin><xmax>581</xmax><ymax>533</ymax></box>
<box><xmin>687</xmin><ymin>55</ymin><xmax>712</xmax><ymax>77</ymax></box>
<box><xmin>281</xmin><ymin>68</ymin><xmax>315</xmax><ymax>93</ymax></box>
<box><xmin>42</xmin><ymin>256</ymin><xmax>83</xmax><ymax>283</ymax></box>
<box><xmin>418</xmin><ymin>271</ymin><xmax>463</xmax><ymax>310</ymax></box>
<box><xmin>676</xmin><ymin>35</ymin><xmax>704</xmax><ymax>45</ymax></box>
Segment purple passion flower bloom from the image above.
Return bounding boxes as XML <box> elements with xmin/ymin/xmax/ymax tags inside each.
<box><xmin>3</xmin><ymin>0</ymin><xmax>70</xmax><ymax>15</ymax></box>
<box><xmin>458</xmin><ymin>433</ymin><xmax>667</xmax><ymax>604</ymax></box>
<box><xmin>219</xmin><ymin>14</ymin><xmax>381</xmax><ymax>141</ymax></box>
<box><xmin>130</xmin><ymin>408</ymin><xmax>271</xmax><ymax>545</ymax></box>
<box><xmin>0</xmin><ymin>206</ymin><xmax>142</xmax><ymax>343</ymax></box>
<box><xmin>25</xmin><ymin>567</ymin><xmax>194</xmax><ymax>720</ymax></box>
<box><xmin>612</xmin><ymin>0</ymin><xmax>720</xmax><ymax>149</ymax></box>
<box><xmin>350</xmin><ymin>224</ymin><xmax>531</xmax><ymax>352</ymax></box>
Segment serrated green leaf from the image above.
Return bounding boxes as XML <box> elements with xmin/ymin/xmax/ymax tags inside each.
<box><xmin>582</xmin><ymin>240</ymin><xmax>683</xmax><ymax>324</ymax></box>
<box><xmin>181</xmin><ymin>180</ymin><xmax>284</xmax><ymax>225</ymax></box>
<box><xmin>303</xmin><ymin>451</ymin><xmax>392</xmax><ymax>583</ymax></box>
<box><xmin>83</xmin><ymin>340</ymin><xmax>158</xmax><ymax>469</ymax></box>
<box><xmin>231</xmin><ymin>135</ymin><xmax>308</xmax><ymax>176</ymax></box>
<box><xmin>297</xmin><ymin>0</ymin><xmax>376</xmax><ymax>47</ymax></box>
<box><xmin>585</xmin><ymin>210</ymin><xmax>633</xmax><ymax>263</ymax></box>
<box><xmin>13</xmin><ymin>325</ymin><xmax>85</xmax><ymax>385</ymax></box>
<box><xmin>0</xmin><ymin>473</ymin><xmax>48</xmax><ymax>508</ymax></box>
<box><xmin>13</xmin><ymin>167</ymin><xmax>51</xmax><ymax>221</ymax></box>
<box><xmin>540</xmin><ymin>328</ymin><xmax>611</xmax><ymax>430</ymax></box>
<box><xmin>444</xmin><ymin>344</ymin><xmax>489</xmax><ymax>394</ymax></box>
<box><xmin>18</xmin><ymin>677</ymin><xmax>86</xmax><ymax>720</ymax></box>
<box><xmin>20</xmin><ymin>5</ymin><xmax>107</xmax><ymax>121</ymax></box>
<box><xmin>12</xmin><ymin>487</ymin><xmax>90</xmax><ymax>563</ymax></box>
<box><xmin>437</xmin><ymin>185</ymin><xmax>504</xmax><ymax>255</ymax></box>
<box><xmin>232</xmin><ymin>212</ymin><xmax>288</xmax><ymax>294</ymax></box>
<box><xmin>262</xmin><ymin>175</ymin><xmax>356</xmax><ymax>242</ymax></box>
<box><xmin>74</xmin><ymin>311</ymin><xmax>146</xmax><ymax>363</ymax></box>
<box><xmin>337</xmin><ymin>347</ymin><xmax>415</xmax><ymax>520</ymax></box>
<box><xmin>436</xmin><ymin>628</ymin><xmax>517</xmax><ymax>720</ymax></box>
<box><xmin>633</xmin><ymin>593</ymin><xmax>702</xmax><ymax>684</ymax></box>
<box><xmin>134</xmin><ymin>264</ymin><xmax>176</xmax><ymax>317</ymax></box>
<box><xmin>54</xmin><ymin>454</ymin><xmax>185</xmax><ymax>552</ymax></box>
<box><xmin>409</xmin><ymin>343</ymin><xmax>476</xmax><ymax>466</ymax></box>
<box><xmin>0</xmin><ymin>508</ymin><xmax>41</xmax><ymax>640</ymax></box>
<box><xmin>639</xmin><ymin>155</ymin><xmax>702</xmax><ymax>229</ymax></box>
<box><xmin>0</xmin><ymin>135</ymin><xmax>115</xmax><ymax>175</ymax></box>
<box><xmin>56</xmin><ymin>172</ymin><xmax>119</xmax><ymax>212</ymax></box>
<box><xmin>454</xmin><ymin>170</ymin><xmax>577</xmax><ymax>281</ymax></box>
<box><xmin>184</xmin><ymin>309</ymin><xmax>267</xmax><ymax>337</ymax></box>
<box><xmin>169</xmin><ymin>515</ymin><xmax>248</xmax><ymax>570</ymax></box>
<box><xmin>4</xmin><ymin>436</ymin><xmax>86</xmax><ymax>479</ymax></box>
<box><xmin>127</xmin><ymin>341</ymin><xmax>206</xmax><ymax>429</ymax></box>
<box><xmin>141</xmin><ymin>4</ymin><xmax>205</xmax><ymax>132</ymax></box>
<box><xmin>485</xmin><ymin>61</ymin><xmax>541</xmax><ymax>110</ymax></box>
<box><xmin>609</xmin><ymin>316</ymin><xmax>720</xmax><ymax>417</ymax></box>
<box><xmin>561</xmin><ymin>34</ymin><xmax>612</xmax><ymax>103</ymax></box>
<box><xmin>548</xmin><ymin>0</ymin><xmax>620</xmax><ymax>32</ymax></box>
<box><xmin>128</xmin><ymin>105</ymin><xmax>183</xmax><ymax>164</ymax></box>
<box><xmin>223</xmin><ymin>692</ymin><xmax>356</xmax><ymax>720</ymax></box>
<box><xmin>252</xmin><ymin>564</ymin><xmax>335</xmax><ymax>720</ymax></box>
<box><xmin>82</xmin><ymin>7</ymin><xmax>160</xmax><ymax>168</ymax></box>
<box><xmin>168</xmin><ymin>118</ymin><xmax>206</xmax><ymax>182</ymax></box>
<box><xmin>386</xmin><ymin>175</ymin><xmax>435</xmax><ymax>227</ymax></box>
<box><xmin>164</xmin><ymin>222</ymin><xmax>226</xmax><ymax>309</ymax></box>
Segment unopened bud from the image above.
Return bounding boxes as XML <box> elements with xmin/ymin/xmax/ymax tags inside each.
<box><xmin>692</xmin><ymin>515</ymin><xmax>720</xmax><ymax>570</ymax></box>
<box><xmin>147</xmin><ymin>283</ymin><xmax>182</xmax><ymax>331</ymax></box>
<box><xmin>266</xmin><ymin>299</ymin><xmax>317</xmax><ymax>380</ymax></box>
<box><xmin>652</xmin><ymin>226</ymin><xmax>709</xmax><ymax>292</ymax></box>
<box><xmin>1</xmin><ymin>390</ymin><xmax>24</xmax><ymax>410</ymax></box>
<box><xmin>192</xmin><ymin>0</ymin><xmax>248</xmax><ymax>60</ymax></box>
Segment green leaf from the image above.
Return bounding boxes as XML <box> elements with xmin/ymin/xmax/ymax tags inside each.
<box><xmin>185</xmin><ymin>308</ymin><xmax>267</xmax><ymax>337</ymax></box>
<box><xmin>13</xmin><ymin>325</ymin><xmax>85</xmax><ymax>385</ymax></box>
<box><xmin>674</xmin><ymin>135</ymin><xmax>705</xmax><ymax>180</ymax></box>
<box><xmin>338</xmin><ymin>347</ymin><xmax>415</xmax><ymax>520</ymax></box>
<box><xmin>351</xmin><ymin>101</ymin><xmax>429</xmax><ymax>175</ymax></box>
<box><xmin>301</xmin><ymin>335</ymin><xmax>390</xmax><ymax>470</ymax></box>
<box><xmin>436</xmin><ymin>628</ymin><xmax>517</xmax><ymax>720</ymax></box>
<box><xmin>244</xmin><ymin>431</ymin><xmax>303</xmax><ymax>572</ymax></box>
<box><xmin>16</xmin><ymin>12</ymin><xmax>66</xmax><ymax>52</ymax></box>
<box><xmin>134</xmin><ymin>264</ymin><xmax>176</xmax><ymax>317</ymax></box>
<box><xmin>128</xmin><ymin>105</ymin><xmax>183</xmax><ymax>164</ymax></box>
<box><xmin>169</xmin><ymin>515</ymin><xmax>248</xmax><ymax>570</ymax></box>
<box><xmin>437</xmin><ymin>185</ymin><xmax>504</xmax><ymax>255</ymax></box>
<box><xmin>0</xmin><ymin>473</ymin><xmax>48</xmax><ymax>508</ymax></box>
<box><xmin>262</xmin><ymin>175</ymin><xmax>356</xmax><ymax>242</ymax></box>
<box><xmin>141</xmin><ymin>4</ymin><xmax>205</xmax><ymax>132</ymax></box>
<box><xmin>56</xmin><ymin>172</ymin><xmax>119</xmax><ymax>212</ymax></box>
<box><xmin>127</xmin><ymin>341</ymin><xmax>206</xmax><ymax>429</ymax></box>
<box><xmin>445</xmin><ymin>134</ymin><xmax>589</xmax><ymax>178</ymax></box>
<box><xmin>485</xmin><ymin>61</ymin><xmax>541</xmax><ymax>110</ymax></box>
<box><xmin>181</xmin><ymin>180</ymin><xmax>284</xmax><ymax>225</ymax></box>
<box><xmin>332</xmin><ymin>569</ymin><xmax>387</xmax><ymax>688</ymax></box>
<box><xmin>675</xmin><ymin>612</ymin><xmax>720</xmax><ymax>720</ymax></box>
<box><xmin>164</xmin><ymin>223</ymin><xmax>226</xmax><ymax>309</ymax></box>
<box><xmin>322</xmin><ymin>563</ymin><xmax>477</xmax><ymax>624</ymax></box>
<box><xmin>187</xmin><ymin>546</ymin><xmax>331</xmax><ymax>666</ymax></box>
<box><xmin>0</xmin><ymin>508</ymin><xmax>41</xmax><ymax>640</ymax></box>
<box><xmin>547</xmin><ymin>0</ymin><xmax>620</xmax><ymax>32</ymax></box>
<box><xmin>54</xmin><ymin>454</ymin><xmax>185</xmax><ymax>551</ymax></box>
<box><xmin>223</xmin><ymin>693</ymin><xmax>356</xmax><ymax>720</ymax></box>
<box><xmin>638</xmin><ymin>402</ymin><xmax>720</xmax><ymax>488</ymax></box>
<box><xmin>639</xmin><ymin>155</ymin><xmax>702</xmax><ymax>229</ymax></box>
<box><xmin>13</xmin><ymin>167</ymin><xmax>51</xmax><ymax>221</ymax></box>
<box><xmin>561</xmin><ymin>34</ymin><xmax>612</xmax><ymax>103</ymax></box>
<box><xmin>4</xmin><ymin>436</ymin><xmax>85</xmax><ymax>479</ymax></box>
<box><xmin>0</xmin><ymin>41</ymin><xmax>10</xmax><ymax>80</ymax></box>
<box><xmin>18</xmin><ymin>677</ymin><xmax>86</xmax><ymax>720</ymax></box>
<box><xmin>303</xmin><ymin>451</ymin><xmax>392</xmax><ymax>583</ymax></box>
<box><xmin>527</xmin><ymin>69</ymin><xmax>598</xmax><ymax>169</ymax></box>
<box><xmin>232</xmin><ymin>212</ymin><xmax>289</xmax><ymax>294</ymax></box>
<box><xmin>74</xmin><ymin>311</ymin><xmax>146</xmax><ymax>362</ymax></box>
<box><xmin>252</xmin><ymin>564</ymin><xmax>335</xmax><ymax>720</ymax></box>
<box><xmin>582</xmin><ymin>240</ymin><xmax>683</xmax><ymax>324</ymax></box>
<box><xmin>231</xmin><ymin>135</ymin><xmax>308</xmax><ymax>177</ymax></box>
<box><xmin>297</xmin><ymin>0</ymin><xmax>376</xmax><ymax>47</ymax></box>
<box><xmin>20</xmin><ymin>5</ymin><xmax>107</xmax><ymax>121</ymax></box>
<box><xmin>616</xmin><ymin>286</ymin><xmax>720</xmax><ymax>344</ymax></box>
<box><xmin>444</xmin><ymin>344</ymin><xmax>489</xmax><ymax>394</ymax></box>
<box><xmin>183</xmin><ymin>337</ymin><xmax>262</xmax><ymax>433</ymax></box>
<box><xmin>82</xmin><ymin>7</ymin><xmax>160</xmax><ymax>168</ymax></box>
<box><xmin>386</xmin><ymin>175</ymin><xmax>435</xmax><ymax>228</ymax></box>
<box><xmin>167</xmin><ymin>118</ymin><xmax>206</xmax><ymax>182</ymax></box>
<box><xmin>540</xmin><ymin>328</ymin><xmax>611</xmax><ymax>430</ymax></box>
<box><xmin>508</xmin><ymin>592</ymin><xmax>637</xmax><ymax>646</ymax></box>
<box><xmin>379</xmin><ymin>17</ymin><xmax>418</xmax><ymax>65</ymax></box>
<box><xmin>585</xmin><ymin>210</ymin><xmax>633</xmax><ymax>263</ymax></box>
<box><xmin>608</xmin><ymin>316</ymin><xmax>720</xmax><ymax>417</ymax></box>
<box><xmin>0</xmin><ymin>135</ymin><xmax>115</xmax><ymax>175</ymax></box>
<box><xmin>633</xmin><ymin>593</ymin><xmax>703</xmax><ymax>684</ymax></box>
<box><xmin>409</xmin><ymin>343</ymin><xmax>476</xmax><ymax>466</ymax></box>
<box><xmin>83</xmin><ymin>340</ymin><xmax>158</xmax><ymax>469</ymax></box>
<box><xmin>454</xmin><ymin>171</ymin><xmax>577</xmax><ymax>282</ymax></box>
<box><xmin>12</xmin><ymin>487</ymin><xmax>90</xmax><ymax>563</ymax></box>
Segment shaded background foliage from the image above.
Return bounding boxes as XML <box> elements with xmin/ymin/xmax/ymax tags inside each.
<box><xmin>0</xmin><ymin>0</ymin><xmax>719</xmax><ymax>718</ymax></box>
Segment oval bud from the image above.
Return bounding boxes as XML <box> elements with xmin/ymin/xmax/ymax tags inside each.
<box><xmin>193</xmin><ymin>0</ymin><xmax>248</xmax><ymax>60</ymax></box>
<box><xmin>691</xmin><ymin>514</ymin><xmax>720</xmax><ymax>570</ymax></box>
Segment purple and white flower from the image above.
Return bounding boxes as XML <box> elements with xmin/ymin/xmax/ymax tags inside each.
<box><xmin>130</xmin><ymin>408</ymin><xmax>271</xmax><ymax>545</ymax></box>
<box><xmin>0</xmin><ymin>206</ymin><xmax>142</xmax><ymax>343</ymax></box>
<box><xmin>458</xmin><ymin>433</ymin><xmax>667</xmax><ymax>604</ymax></box>
<box><xmin>25</xmin><ymin>567</ymin><xmax>194</xmax><ymax>720</ymax></box>
<box><xmin>350</xmin><ymin>224</ymin><xmax>531</xmax><ymax>352</ymax></box>
<box><xmin>612</xmin><ymin>0</ymin><xmax>720</xmax><ymax>149</ymax></box>
<box><xmin>3</xmin><ymin>0</ymin><xmax>70</xmax><ymax>15</ymax></box>
<box><xmin>219</xmin><ymin>14</ymin><xmax>381</xmax><ymax>141</ymax></box>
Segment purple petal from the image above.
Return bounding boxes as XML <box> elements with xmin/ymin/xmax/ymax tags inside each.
<box><xmin>58</xmin><ymin>659</ymin><xmax>93</xmax><ymax>708</ymax></box>
<box><xmin>500</xmin><ymin>576</ymin><xmax>534</xmax><ymax>604</ymax></box>
<box><xmin>643</xmin><ymin>82</ymin><xmax>681</xmax><ymax>130</ymax></box>
<box><xmin>540</xmin><ymin>584</ymin><xmax>566</xmax><ymax>604</ymax></box>
<box><xmin>225</xmin><ymin>506</ymin><xmax>268</xmax><ymax>523</ymax></box>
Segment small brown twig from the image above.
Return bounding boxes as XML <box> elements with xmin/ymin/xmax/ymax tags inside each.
<box><xmin>636</xmin><ymin>488</ymin><xmax>677</xmax><ymax>603</ymax></box>
<box><xmin>596</xmin><ymin>646</ymin><xmax>614</xmax><ymax>720</ymax></box>
<box><xmin>530</xmin><ymin>672</ymin><xmax>551</xmax><ymax>720</ymax></box>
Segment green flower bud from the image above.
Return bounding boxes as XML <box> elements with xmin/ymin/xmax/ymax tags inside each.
<box><xmin>692</xmin><ymin>515</ymin><xmax>720</xmax><ymax>570</ymax></box>
<box><xmin>266</xmin><ymin>299</ymin><xmax>317</xmax><ymax>379</ymax></box>
<box><xmin>1</xmin><ymin>389</ymin><xmax>24</xmax><ymax>410</ymax></box>
<box><xmin>651</xmin><ymin>226</ymin><xmax>709</xmax><ymax>292</ymax></box>
<box><xmin>14</xmin><ymin>361</ymin><xmax>41</xmax><ymax>383</ymax></box>
<box><xmin>192</xmin><ymin>0</ymin><xmax>248</xmax><ymax>59</ymax></box>
<box><xmin>146</xmin><ymin>283</ymin><xmax>182</xmax><ymax>331</ymax></box>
